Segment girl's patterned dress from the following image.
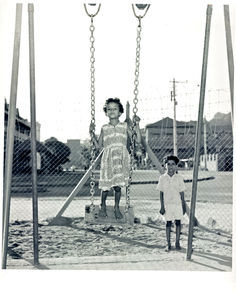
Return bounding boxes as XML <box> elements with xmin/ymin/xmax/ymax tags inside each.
<box><xmin>99</xmin><ymin>122</ymin><xmax>130</xmax><ymax>191</ymax></box>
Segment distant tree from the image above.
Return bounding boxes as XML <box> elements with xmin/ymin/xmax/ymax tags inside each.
<box><xmin>12</xmin><ymin>139</ymin><xmax>51</xmax><ymax>174</ymax></box>
<box><xmin>81</xmin><ymin>145</ymin><xmax>91</xmax><ymax>170</ymax></box>
<box><xmin>11</xmin><ymin>137</ymin><xmax>71</xmax><ymax>174</ymax></box>
<box><xmin>44</xmin><ymin>138</ymin><xmax>71</xmax><ymax>173</ymax></box>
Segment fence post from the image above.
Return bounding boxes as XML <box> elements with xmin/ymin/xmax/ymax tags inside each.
<box><xmin>28</xmin><ymin>3</ymin><xmax>39</xmax><ymax>265</ymax></box>
<box><xmin>2</xmin><ymin>3</ymin><xmax>22</xmax><ymax>269</ymax></box>
<box><xmin>186</xmin><ymin>5</ymin><xmax>212</xmax><ymax>260</ymax></box>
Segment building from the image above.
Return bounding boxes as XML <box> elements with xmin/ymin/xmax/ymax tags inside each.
<box><xmin>145</xmin><ymin>117</ymin><xmax>200</xmax><ymax>162</ymax></box>
<box><xmin>145</xmin><ymin>112</ymin><xmax>233</xmax><ymax>171</ymax></box>
<box><xmin>63</xmin><ymin>139</ymin><xmax>83</xmax><ymax>170</ymax></box>
<box><xmin>4</xmin><ymin>99</ymin><xmax>42</xmax><ymax>171</ymax></box>
<box><xmin>4</xmin><ymin>99</ymin><xmax>41</xmax><ymax>144</ymax></box>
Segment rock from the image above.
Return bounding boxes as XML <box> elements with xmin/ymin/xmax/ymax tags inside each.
<box><xmin>47</xmin><ymin>216</ymin><xmax>73</xmax><ymax>226</ymax></box>
<box><xmin>102</xmin><ymin>225</ymin><xmax>116</xmax><ymax>232</ymax></box>
<box><xmin>207</xmin><ymin>217</ymin><xmax>217</xmax><ymax>228</ymax></box>
<box><xmin>134</xmin><ymin>217</ymin><xmax>141</xmax><ymax>224</ymax></box>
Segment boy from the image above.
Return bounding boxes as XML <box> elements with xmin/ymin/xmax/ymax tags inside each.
<box><xmin>157</xmin><ymin>155</ymin><xmax>186</xmax><ymax>251</ymax></box>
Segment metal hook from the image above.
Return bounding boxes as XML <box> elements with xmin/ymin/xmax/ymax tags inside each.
<box><xmin>132</xmin><ymin>4</ymin><xmax>150</xmax><ymax>19</ymax></box>
<box><xmin>84</xmin><ymin>3</ymin><xmax>101</xmax><ymax>17</ymax></box>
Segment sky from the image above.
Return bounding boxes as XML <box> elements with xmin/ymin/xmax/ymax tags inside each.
<box><xmin>0</xmin><ymin>0</ymin><xmax>235</xmax><ymax>143</ymax></box>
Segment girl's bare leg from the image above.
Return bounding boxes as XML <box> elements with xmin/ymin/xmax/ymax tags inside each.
<box><xmin>99</xmin><ymin>190</ymin><xmax>108</xmax><ymax>217</ymax></box>
<box><xmin>114</xmin><ymin>186</ymin><xmax>123</xmax><ymax>219</ymax></box>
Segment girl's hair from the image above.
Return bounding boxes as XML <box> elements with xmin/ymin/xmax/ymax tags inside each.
<box><xmin>103</xmin><ymin>98</ymin><xmax>124</xmax><ymax>114</ymax></box>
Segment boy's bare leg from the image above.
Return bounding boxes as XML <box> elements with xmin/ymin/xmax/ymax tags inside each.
<box><xmin>99</xmin><ymin>190</ymin><xmax>108</xmax><ymax>217</ymax></box>
<box><xmin>114</xmin><ymin>186</ymin><xmax>123</xmax><ymax>219</ymax></box>
<box><xmin>175</xmin><ymin>220</ymin><xmax>181</xmax><ymax>250</ymax></box>
<box><xmin>165</xmin><ymin>221</ymin><xmax>172</xmax><ymax>251</ymax></box>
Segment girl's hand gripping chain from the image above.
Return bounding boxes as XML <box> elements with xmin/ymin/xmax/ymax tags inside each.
<box><xmin>133</xmin><ymin>115</ymin><xmax>141</xmax><ymax>125</ymax></box>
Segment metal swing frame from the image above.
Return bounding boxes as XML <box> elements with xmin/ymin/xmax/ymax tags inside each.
<box><xmin>84</xmin><ymin>4</ymin><xmax>151</xmax><ymax>224</ymax></box>
<box><xmin>51</xmin><ymin>4</ymin><xmax>151</xmax><ymax>225</ymax></box>
<box><xmin>51</xmin><ymin>3</ymin><xmax>201</xmax><ymax>226</ymax></box>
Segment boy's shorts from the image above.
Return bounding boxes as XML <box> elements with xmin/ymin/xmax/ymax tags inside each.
<box><xmin>164</xmin><ymin>203</ymin><xmax>183</xmax><ymax>222</ymax></box>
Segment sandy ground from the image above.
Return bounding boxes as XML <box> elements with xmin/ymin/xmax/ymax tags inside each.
<box><xmin>6</xmin><ymin>217</ymin><xmax>232</xmax><ymax>271</ymax></box>
<box><xmin>5</xmin><ymin>172</ymin><xmax>233</xmax><ymax>270</ymax></box>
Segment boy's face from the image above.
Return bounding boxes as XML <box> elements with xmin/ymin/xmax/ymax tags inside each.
<box><xmin>166</xmin><ymin>160</ymin><xmax>177</xmax><ymax>176</ymax></box>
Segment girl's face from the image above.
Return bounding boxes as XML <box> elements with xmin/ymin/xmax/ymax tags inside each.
<box><xmin>166</xmin><ymin>160</ymin><xmax>177</xmax><ymax>176</ymax></box>
<box><xmin>106</xmin><ymin>102</ymin><xmax>121</xmax><ymax>119</ymax></box>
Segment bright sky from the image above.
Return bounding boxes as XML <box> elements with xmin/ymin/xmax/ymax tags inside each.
<box><xmin>0</xmin><ymin>0</ymin><xmax>235</xmax><ymax>143</ymax></box>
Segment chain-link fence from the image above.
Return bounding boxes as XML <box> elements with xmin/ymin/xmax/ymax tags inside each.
<box><xmin>4</xmin><ymin>89</ymin><xmax>233</xmax><ymax>234</ymax></box>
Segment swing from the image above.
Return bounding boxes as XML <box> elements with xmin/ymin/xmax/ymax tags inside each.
<box><xmin>84</xmin><ymin>4</ymin><xmax>151</xmax><ymax>225</ymax></box>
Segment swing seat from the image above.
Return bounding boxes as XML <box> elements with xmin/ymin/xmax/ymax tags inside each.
<box><xmin>84</xmin><ymin>205</ymin><xmax>134</xmax><ymax>225</ymax></box>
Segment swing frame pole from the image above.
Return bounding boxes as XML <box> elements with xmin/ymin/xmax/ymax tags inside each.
<box><xmin>2</xmin><ymin>4</ymin><xmax>22</xmax><ymax>269</ymax></box>
<box><xmin>224</xmin><ymin>5</ymin><xmax>234</xmax><ymax>127</ymax></box>
<box><xmin>28</xmin><ymin>3</ymin><xmax>39</xmax><ymax>265</ymax></box>
<box><xmin>186</xmin><ymin>5</ymin><xmax>212</xmax><ymax>260</ymax></box>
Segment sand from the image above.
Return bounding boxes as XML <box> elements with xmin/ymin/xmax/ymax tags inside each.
<box><xmin>6</xmin><ymin>216</ymin><xmax>232</xmax><ymax>271</ymax></box>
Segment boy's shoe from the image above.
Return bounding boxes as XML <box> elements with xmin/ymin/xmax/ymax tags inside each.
<box><xmin>165</xmin><ymin>244</ymin><xmax>171</xmax><ymax>252</ymax></box>
<box><xmin>175</xmin><ymin>243</ymin><xmax>181</xmax><ymax>251</ymax></box>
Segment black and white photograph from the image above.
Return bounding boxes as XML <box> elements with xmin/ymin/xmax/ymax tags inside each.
<box><xmin>0</xmin><ymin>0</ymin><xmax>235</xmax><ymax>298</ymax></box>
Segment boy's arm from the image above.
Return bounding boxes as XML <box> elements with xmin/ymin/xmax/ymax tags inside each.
<box><xmin>159</xmin><ymin>191</ymin><xmax>165</xmax><ymax>215</ymax></box>
<box><xmin>180</xmin><ymin>191</ymin><xmax>186</xmax><ymax>215</ymax></box>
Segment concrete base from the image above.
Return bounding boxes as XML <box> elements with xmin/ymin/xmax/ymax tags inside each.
<box><xmin>84</xmin><ymin>205</ymin><xmax>134</xmax><ymax>225</ymax></box>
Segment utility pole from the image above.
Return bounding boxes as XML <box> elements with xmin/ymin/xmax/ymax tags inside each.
<box><xmin>170</xmin><ymin>78</ymin><xmax>188</xmax><ymax>156</ymax></box>
<box><xmin>203</xmin><ymin>117</ymin><xmax>208</xmax><ymax>171</ymax></box>
<box><xmin>171</xmin><ymin>78</ymin><xmax>178</xmax><ymax>156</ymax></box>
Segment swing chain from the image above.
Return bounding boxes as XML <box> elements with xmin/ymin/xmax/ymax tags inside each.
<box><xmin>86</xmin><ymin>10</ymin><xmax>99</xmax><ymax>207</ymax></box>
<box><xmin>126</xmin><ymin>14</ymin><xmax>143</xmax><ymax>212</ymax></box>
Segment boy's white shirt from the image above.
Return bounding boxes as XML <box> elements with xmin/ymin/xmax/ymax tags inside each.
<box><xmin>157</xmin><ymin>172</ymin><xmax>186</xmax><ymax>204</ymax></box>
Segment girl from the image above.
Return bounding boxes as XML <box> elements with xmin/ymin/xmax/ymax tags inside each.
<box><xmin>90</xmin><ymin>98</ymin><xmax>141</xmax><ymax>219</ymax></box>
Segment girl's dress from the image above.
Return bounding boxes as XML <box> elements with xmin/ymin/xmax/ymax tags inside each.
<box><xmin>99</xmin><ymin>122</ymin><xmax>130</xmax><ymax>191</ymax></box>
